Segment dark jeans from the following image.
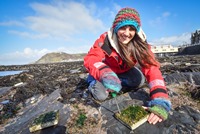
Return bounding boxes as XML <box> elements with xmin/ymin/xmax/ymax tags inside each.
<box><xmin>87</xmin><ymin>67</ymin><xmax>145</xmax><ymax>101</ymax></box>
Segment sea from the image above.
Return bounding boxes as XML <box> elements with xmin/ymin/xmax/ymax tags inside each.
<box><xmin>0</xmin><ymin>70</ymin><xmax>25</xmax><ymax>77</ymax></box>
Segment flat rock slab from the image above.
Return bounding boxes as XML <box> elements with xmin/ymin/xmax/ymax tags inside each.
<box><xmin>100</xmin><ymin>90</ymin><xmax>200</xmax><ymax>134</ymax></box>
<box><xmin>0</xmin><ymin>87</ymin><xmax>12</xmax><ymax>97</ymax></box>
<box><xmin>2</xmin><ymin>89</ymin><xmax>70</xmax><ymax>134</ymax></box>
<box><xmin>164</xmin><ymin>72</ymin><xmax>200</xmax><ymax>85</ymax></box>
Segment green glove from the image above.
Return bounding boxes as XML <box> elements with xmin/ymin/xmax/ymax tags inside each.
<box><xmin>111</xmin><ymin>92</ymin><xmax>117</xmax><ymax>98</ymax></box>
<box><xmin>148</xmin><ymin>105</ymin><xmax>168</xmax><ymax>120</ymax></box>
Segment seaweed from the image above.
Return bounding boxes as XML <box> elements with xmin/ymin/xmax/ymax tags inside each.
<box><xmin>76</xmin><ymin>113</ymin><xmax>87</xmax><ymax>127</ymax></box>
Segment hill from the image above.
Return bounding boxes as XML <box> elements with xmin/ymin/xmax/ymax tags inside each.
<box><xmin>34</xmin><ymin>52</ymin><xmax>86</xmax><ymax>64</ymax></box>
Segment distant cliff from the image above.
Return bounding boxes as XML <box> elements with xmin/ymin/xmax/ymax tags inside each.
<box><xmin>35</xmin><ymin>52</ymin><xmax>86</xmax><ymax>64</ymax></box>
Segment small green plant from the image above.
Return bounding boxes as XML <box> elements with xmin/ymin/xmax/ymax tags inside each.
<box><xmin>76</xmin><ymin>113</ymin><xmax>87</xmax><ymax>127</ymax></box>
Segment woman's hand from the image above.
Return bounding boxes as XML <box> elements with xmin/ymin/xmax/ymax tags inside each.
<box><xmin>142</xmin><ymin>106</ymin><xmax>163</xmax><ymax>125</ymax></box>
<box><xmin>148</xmin><ymin>112</ymin><xmax>162</xmax><ymax>124</ymax></box>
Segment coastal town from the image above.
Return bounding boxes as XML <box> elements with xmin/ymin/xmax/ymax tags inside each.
<box><xmin>151</xmin><ymin>29</ymin><xmax>200</xmax><ymax>57</ymax></box>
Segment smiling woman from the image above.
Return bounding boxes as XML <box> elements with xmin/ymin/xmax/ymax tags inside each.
<box><xmin>84</xmin><ymin>7</ymin><xmax>171</xmax><ymax>126</ymax></box>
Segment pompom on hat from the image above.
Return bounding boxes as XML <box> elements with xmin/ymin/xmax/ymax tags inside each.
<box><xmin>112</xmin><ymin>7</ymin><xmax>141</xmax><ymax>33</ymax></box>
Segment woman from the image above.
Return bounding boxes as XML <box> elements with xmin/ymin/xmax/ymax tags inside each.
<box><xmin>84</xmin><ymin>7</ymin><xmax>171</xmax><ymax>125</ymax></box>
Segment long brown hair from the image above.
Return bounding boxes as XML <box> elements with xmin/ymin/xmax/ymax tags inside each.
<box><xmin>118</xmin><ymin>34</ymin><xmax>159</xmax><ymax>68</ymax></box>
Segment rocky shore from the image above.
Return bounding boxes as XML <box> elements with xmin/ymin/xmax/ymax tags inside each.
<box><xmin>0</xmin><ymin>55</ymin><xmax>200</xmax><ymax>134</ymax></box>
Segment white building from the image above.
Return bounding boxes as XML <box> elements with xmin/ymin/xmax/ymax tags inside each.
<box><xmin>151</xmin><ymin>45</ymin><xmax>179</xmax><ymax>56</ymax></box>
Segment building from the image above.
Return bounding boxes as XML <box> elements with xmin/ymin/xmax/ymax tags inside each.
<box><xmin>151</xmin><ymin>29</ymin><xmax>200</xmax><ymax>56</ymax></box>
<box><xmin>177</xmin><ymin>29</ymin><xmax>200</xmax><ymax>55</ymax></box>
<box><xmin>191</xmin><ymin>29</ymin><xmax>200</xmax><ymax>45</ymax></box>
<box><xmin>151</xmin><ymin>45</ymin><xmax>179</xmax><ymax>57</ymax></box>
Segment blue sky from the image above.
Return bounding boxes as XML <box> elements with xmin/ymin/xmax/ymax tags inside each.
<box><xmin>0</xmin><ymin>0</ymin><xmax>200</xmax><ymax>65</ymax></box>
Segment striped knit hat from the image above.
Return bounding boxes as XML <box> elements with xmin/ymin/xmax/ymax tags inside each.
<box><xmin>112</xmin><ymin>7</ymin><xmax>141</xmax><ymax>33</ymax></box>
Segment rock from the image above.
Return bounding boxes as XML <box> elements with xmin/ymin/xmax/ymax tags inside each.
<box><xmin>14</xmin><ymin>82</ymin><xmax>25</xmax><ymax>87</ymax></box>
<box><xmin>100</xmin><ymin>90</ymin><xmax>200</xmax><ymax>134</ymax></box>
<box><xmin>0</xmin><ymin>87</ymin><xmax>12</xmax><ymax>97</ymax></box>
<box><xmin>0</xmin><ymin>100</ymin><xmax>10</xmax><ymax>105</ymax></box>
<box><xmin>1</xmin><ymin>89</ymin><xmax>70</xmax><ymax>134</ymax></box>
<box><xmin>0</xmin><ymin>55</ymin><xmax>200</xmax><ymax>134</ymax></box>
<box><xmin>164</xmin><ymin>72</ymin><xmax>200</xmax><ymax>85</ymax></box>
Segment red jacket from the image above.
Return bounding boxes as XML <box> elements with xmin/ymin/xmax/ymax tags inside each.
<box><xmin>84</xmin><ymin>32</ymin><xmax>168</xmax><ymax>100</ymax></box>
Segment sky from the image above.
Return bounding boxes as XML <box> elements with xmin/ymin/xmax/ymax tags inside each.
<box><xmin>1</xmin><ymin>0</ymin><xmax>200</xmax><ymax>65</ymax></box>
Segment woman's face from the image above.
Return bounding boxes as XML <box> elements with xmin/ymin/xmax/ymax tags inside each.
<box><xmin>117</xmin><ymin>25</ymin><xmax>136</xmax><ymax>45</ymax></box>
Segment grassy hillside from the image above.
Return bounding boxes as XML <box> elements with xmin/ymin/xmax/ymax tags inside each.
<box><xmin>35</xmin><ymin>52</ymin><xmax>86</xmax><ymax>64</ymax></box>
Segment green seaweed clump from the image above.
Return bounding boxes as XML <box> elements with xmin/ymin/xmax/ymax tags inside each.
<box><xmin>0</xmin><ymin>102</ymin><xmax>20</xmax><ymax>124</ymax></box>
<box><xmin>33</xmin><ymin>111</ymin><xmax>58</xmax><ymax>125</ymax></box>
<box><xmin>116</xmin><ymin>105</ymin><xmax>148</xmax><ymax>126</ymax></box>
<box><xmin>76</xmin><ymin>113</ymin><xmax>87</xmax><ymax>127</ymax></box>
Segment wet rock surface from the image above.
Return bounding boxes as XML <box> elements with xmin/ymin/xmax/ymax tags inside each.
<box><xmin>0</xmin><ymin>55</ymin><xmax>200</xmax><ymax>134</ymax></box>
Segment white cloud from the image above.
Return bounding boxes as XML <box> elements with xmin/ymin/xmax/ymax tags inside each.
<box><xmin>149</xmin><ymin>11</ymin><xmax>171</xmax><ymax>27</ymax></box>
<box><xmin>0</xmin><ymin>1</ymin><xmax>109</xmax><ymax>40</ymax></box>
<box><xmin>162</xmin><ymin>12</ymin><xmax>170</xmax><ymax>17</ymax></box>
<box><xmin>150</xmin><ymin>32</ymin><xmax>191</xmax><ymax>46</ymax></box>
<box><xmin>8</xmin><ymin>30</ymin><xmax>50</xmax><ymax>39</ymax></box>
<box><xmin>22</xmin><ymin>1</ymin><xmax>106</xmax><ymax>39</ymax></box>
<box><xmin>0</xmin><ymin>48</ymin><xmax>50</xmax><ymax>65</ymax></box>
<box><xmin>0</xmin><ymin>20</ymin><xmax>24</xmax><ymax>27</ymax></box>
<box><xmin>0</xmin><ymin>45</ymin><xmax>91</xmax><ymax>65</ymax></box>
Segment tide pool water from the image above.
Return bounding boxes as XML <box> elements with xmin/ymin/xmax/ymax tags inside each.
<box><xmin>0</xmin><ymin>70</ymin><xmax>24</xmax><ymax>77</ymax></box>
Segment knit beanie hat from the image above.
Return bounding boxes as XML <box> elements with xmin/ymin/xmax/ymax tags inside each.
<box><xmin>112</xmin><ymin>7</ymin><xmax>141</xmax><ymax>33</ymax></box>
